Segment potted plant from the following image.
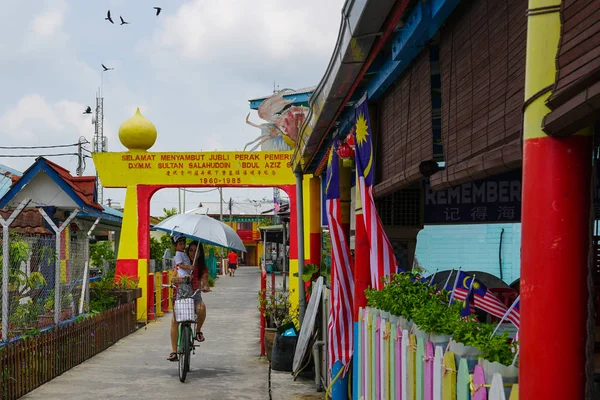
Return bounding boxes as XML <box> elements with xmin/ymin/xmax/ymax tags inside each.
<box><xmin>114</xmin><ymin>274</ymin><xmax>141</xmax><ymax>303</ymax></box>
<box><xmin>257</xmin><ymin>286</ymin><xmax>297</xmax><ymax>362</ymax></box>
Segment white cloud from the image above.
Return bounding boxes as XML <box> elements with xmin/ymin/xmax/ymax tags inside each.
<box><xmin>153</xmin><ymin>0</ymin><xmax>343</xmax><ymax>62</ymax></box>
<box><xmin>0</xmin><ymin>94</ymin><xmax>92</xmax><ymax>171</ymax></box>
<box><xmin>24</xmin><ymin>0</ymin><xmax>69</xmax><ymax>53</ymax></box>
<box><xmin>31</xmin><ymin>7</ymin><xmax>64</xmax><ymax>37</ymax></box>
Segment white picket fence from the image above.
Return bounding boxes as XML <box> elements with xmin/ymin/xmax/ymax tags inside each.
<box><xmin>356</xmin><ymin>307</ymin><xmax>519</xmax><ymax>400</ymax></box>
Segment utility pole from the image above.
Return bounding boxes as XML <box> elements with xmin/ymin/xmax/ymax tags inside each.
<box><xmin>228</xmin><ymin>197</ymin><xmax>233</xmax><ymax>227</ymax></box>
<box><xmin>219</xmin><ymin>188</ymin><xmax>224</xmax><ymax>222</ymax></box>
<box><xmin>178</xmin><ymin>188</ymin><xmax>181</xmax><ymax>214</ymax></box>
<box><xmin>76</xmin><ymin>136</ymin><xmax>85</xmax><ymax>177</ymax></box>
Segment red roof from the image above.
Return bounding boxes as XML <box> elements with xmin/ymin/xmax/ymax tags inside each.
<box><xmin>43</xmin><ymin>158</ymin><xmax>103</xmax><ymax>210</ymax></box>
<box><xmin>11</xmin><ymin>158</ymin><xmax>103</xmax><ymax>211</ymax></box>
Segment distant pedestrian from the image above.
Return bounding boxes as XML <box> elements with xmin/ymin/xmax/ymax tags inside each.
<box><xmin>227</xmin><ymin>250</ymin><xmax>238</xmax><ymax>277</ymax></box>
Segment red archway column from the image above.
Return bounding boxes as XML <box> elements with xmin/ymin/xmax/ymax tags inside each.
<box><xmin>137</xmin><ymin>185</ymin><xmax>161</xmax><ymax>321</ymax></box>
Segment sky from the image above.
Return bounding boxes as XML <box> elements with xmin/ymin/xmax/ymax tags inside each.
<box><xmin>0</xmin><ymin>0</ymin><xmax>345</xmax><ymax>215</ymax></box>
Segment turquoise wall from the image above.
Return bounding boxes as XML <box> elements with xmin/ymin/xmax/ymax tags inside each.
<box><xmin>414</xmin><ymin>223</ymin><xmax>521</xmax><ymax>285</ymax></box>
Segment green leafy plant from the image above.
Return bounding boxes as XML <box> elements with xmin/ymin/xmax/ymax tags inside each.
<box><xmin>10</xmin><ymin>300</ymin><xmax>42</xmax><ymax>329</ymax></box>
<box><xmin>89</xmin><ymin>241</ymin><xmax>115</xmax><ymax>269</ymax></box>
<box><xmin>365</xmin><ymin>271</ymin><xmax>517</xmax><ymax>366</ymax></box>
<box><xmin>257</xmin><ymin>286</ymin><xmax>298</xmax><ymax>329</ymax></box>
<box><xmin>208</xmin><ymin>275</ymin><xmax>215</xmax><ymax>287</ymax></box>
<box><xmin>115</xmin><ymin>274</ymin><xmax>139</xmax><ymax>290</ymax></box>
<box><xmin>150</xmin><ymin>235</ymin><xmax>173</xmax><ymax>261</ymax></box>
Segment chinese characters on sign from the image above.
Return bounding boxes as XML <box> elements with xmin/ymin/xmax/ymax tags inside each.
<box><xmin>424</xmin><ymin>170</ymin><xmax>522</xmax><ymax>224</ymax></box>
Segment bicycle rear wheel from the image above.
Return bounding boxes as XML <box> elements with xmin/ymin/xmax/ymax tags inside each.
<box><xmin>178</xmin><ymin>325</ymin><xmax>192</xmax><ymax>382</ymax></box>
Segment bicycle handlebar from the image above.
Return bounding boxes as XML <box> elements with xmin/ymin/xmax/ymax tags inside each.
<box><xmin>161</xmin><ymin>283</ymin><xmax>211</xmax><ymax>293</ymax></box>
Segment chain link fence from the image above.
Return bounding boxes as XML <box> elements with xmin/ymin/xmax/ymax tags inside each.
<box><xmin>1</xmin><ymin>230</ymin><xmax>88</xmax><ymax>341</ymax></box>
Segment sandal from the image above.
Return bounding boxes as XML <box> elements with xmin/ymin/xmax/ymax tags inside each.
<box><xmin>195</xmin><ymin>332</ymin><xmax>205</xmax><ymax>342</ymax></box>
<box><xmin>167</xmin><ymin>352</ymin><xmax>178</xmax><ymax>362</ymax></box>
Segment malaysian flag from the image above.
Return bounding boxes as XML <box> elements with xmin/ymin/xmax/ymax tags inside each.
<box><xmin>273</xmin><ymin>197</ymin><xmax>281</xmax><ymax>212</ymax></box>
<box><xmin>354</xmin><ymin>97</ymin><xmax>398</xmax><ymax>289</ymax></box>
<box><xmin>325</xmin><ymin>144</ymin><xmax>354</xmax><ymax>373</ymax></box>
<box><xmin>449</xmin><ymin>271</ymin><xmax>508</xmax><ymax>319</ymax></box>
<box><xmin>500</xmin><ymin>295</ymin><xmax>520</xmax><ymax>329</ymax></box>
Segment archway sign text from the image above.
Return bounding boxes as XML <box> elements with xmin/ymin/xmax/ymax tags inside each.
<box><xmin>93</xmin><ymin>150</ymin><xmax>295</xmax><ymax>187</ymax></box>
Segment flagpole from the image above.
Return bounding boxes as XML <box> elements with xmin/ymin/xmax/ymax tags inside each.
<box><xmin>448</xmin><ymin>267</ymin><xmax>461</xmax><ymax>304</ymax></box>
<box><xmin>428</xmin><ymin>269</ymin><xmax>438</xmax><ymax>286</ymax></box>
<box><xmin>491</xmin><ymin>295</ymin><xmax>520</xmax><ymax>337</ymax></box>
<box><xmin>442</xmin><ymin>268</ymin><xmax>455</xmax><ymax>290</ymax></box>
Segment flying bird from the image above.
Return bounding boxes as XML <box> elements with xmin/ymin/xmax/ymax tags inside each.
<box><xmin>120</xmin><ymin>16</ymin><xmax>129</xmax><ymax>25</ymax></box>
<box><xmin>101</xmin><ymin>64</ymin><xmax>114</xmax><ymax>71</ymax></box>
<box><xmin>105</xmin><ymin>10</ymin><xmax>114</xmax><ymax>24</ymax></box>
<box><xmin>83</xmin><ymin>106</ymin><xmax>92</xmax><ymax>114</ymax></box>
<box><xmin>154</xmin><ymin>7</ymin><xmax>162</xmax><ymax>16</ymax></box>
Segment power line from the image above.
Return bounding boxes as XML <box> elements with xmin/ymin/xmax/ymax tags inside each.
<box><xmin>0</xmin><ymin>142</ymin><xmax>86</xmax><ymax>149</ymax></box>
<box><xmin>180</xmin><ymin>188</ymin><xmax>219</xmax><ymax>194</ymax></box>
<box><xmin>0</xmin><ymin>153</ymin><xmax>88</xmax><ymax>158</ymax></box>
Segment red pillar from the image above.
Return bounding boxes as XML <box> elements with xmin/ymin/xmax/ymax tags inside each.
<box><xmin>353</xmin><ymin>212</ymin><xmax>370</xmax><ymax>320</ymax></box>
<box><xmin>260</xmin><ymin>267</ymin><xmax>267</xmax><ymax>356</ymax></box>
<box><xmin>520</xmin><ymin>134</ymin><xmax>592</xmax><ymax>399</ymax></box>
<box><xmin>147</xmin><ymin>273</ymin><xmax>156</xmax><ymax>320</ymax></box>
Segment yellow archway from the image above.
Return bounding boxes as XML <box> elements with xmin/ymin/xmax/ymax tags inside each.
<box><xmin>93</xmin><ymin>109</ymin><xmax>303</xmax><ymax>323</ymax></box>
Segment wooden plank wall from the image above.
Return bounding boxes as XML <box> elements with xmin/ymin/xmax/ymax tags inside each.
<box><xmin>375</xmin><ymin>47</ymin><xmax>433</xmax><ymax>196</ymax></box>
<box><xmin>552</xmin><ymin>0</ymin><xmax>600</xmax><ymax>102</ymax></box>
<box><xmin>433</xmin><ymin>0</ymin><xmax>527</xmax><ymax>188</ymax></box>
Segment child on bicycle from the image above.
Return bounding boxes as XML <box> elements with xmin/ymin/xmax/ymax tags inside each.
<box><xmin>167</xmin><ymin>235</ymin><xmax>209</xmax><ymax>362</ymax></box>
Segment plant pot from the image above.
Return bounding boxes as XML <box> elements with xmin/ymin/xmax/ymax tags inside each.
<box><xmin>60</xmin><ymin>307</ymin><xmax>73</xmax><ymax>321</ymax></box>
<box><xmin>481</xmin><ymin>359</ymin><xmax>518</xmax><ymax>398</ymax></box>
<box><xmin>38</xmin><ymin>313</ymin><xmax>55</xmax><ymax>328</ymax></box>
<box><xmin>132</xmin><ymin>288</ymin><xmax>142</xmax><ymax>300</ymax></box>
<box><xmin>449</xmin><ymin>340</ymin><xmax>481</xmax><ymax>371</ymax></box>
<box><xmin>398</xmin><ymin>316</ymin><xmax>412</xmax><ymax>331</ymax></box>
<box><xmin>271</xmin><ymin>333</ymin><xmax>297</xmax><ymax>372</ymax></box>
<box><xmin>412</xmin><ymin>325</ymin><xmax>428</xmax><ymax>340</ymax></box>
<box><xmin>428</xmin><ymin>332</ymin><xmax>451</xmax><ymax>348</ymax></box>
<box><xmin>265</xmin><ymin>327</ymin><xmax>277</xmax><ymax>361</ymax></box>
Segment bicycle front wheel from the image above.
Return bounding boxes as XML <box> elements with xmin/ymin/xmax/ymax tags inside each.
<box><xmin>179</xmin><ymin>325</ymin><xmax>192</xmax><ymax>382</ymax></box>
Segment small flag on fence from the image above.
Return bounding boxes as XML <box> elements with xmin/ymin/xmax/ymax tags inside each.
<box><xmin>459</xmin><ymin>276</ymin><xmax>476</xmax><ymax>318</ymax></box>
<box><xmin>354</xmin><ymin>96</ymin><xmax>398</xmax><ymax>289</ymax></box>
<box><xmin>449</xmin><ymin>271</ymin><xmax>508</xmax><ymax>319</ymax></box>
<box><xmin>325</xmin><ymin>144</ymin><xmax>354</xmax><ymax>374</ymax></box>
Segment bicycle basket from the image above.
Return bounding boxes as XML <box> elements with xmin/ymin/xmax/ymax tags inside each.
<box><xmin>174</xmin><ymin>298</ymin><xmax>196</xmax><ymax>322</ymax></box>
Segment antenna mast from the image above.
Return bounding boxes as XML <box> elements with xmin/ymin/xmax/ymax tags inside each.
<box><xmin>93</xmin><ymin>88</ymin><xmax>106</xmax><ymax>205</ymax></box>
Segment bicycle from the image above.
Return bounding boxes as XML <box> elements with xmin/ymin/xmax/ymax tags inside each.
<box><xmin>165</xmin><ymin>280</ymin><xmax>207</xmax><ymax>383</ymax></box>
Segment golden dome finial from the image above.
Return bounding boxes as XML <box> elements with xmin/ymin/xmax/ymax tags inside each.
<box><xmin>118</xmin><ymin>108</ymin><xmax>157</xmax><ymax>151</ymax></box>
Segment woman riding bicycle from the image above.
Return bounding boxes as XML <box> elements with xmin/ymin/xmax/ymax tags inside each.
<box><xmin>167</xmin><ymin>235</ymin><xmax>210</xmax><ymax>362</ymax></box>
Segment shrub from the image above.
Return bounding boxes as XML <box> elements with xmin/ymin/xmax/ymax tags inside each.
<box><xmin>365</xmin><ymin>272</ymin><xmax>517</xmax><ymax>365</ymax></box>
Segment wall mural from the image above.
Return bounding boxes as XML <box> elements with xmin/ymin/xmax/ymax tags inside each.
<box><xmin>244</xmin><ymin>90</ymin><xmax>308</xmax><ymax>152</ymax></box>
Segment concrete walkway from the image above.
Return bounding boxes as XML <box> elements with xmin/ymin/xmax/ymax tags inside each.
<box><xmin>22</xmin><ymin>267</ymin><xmax>319</xmax><ymax>400</ymax></box>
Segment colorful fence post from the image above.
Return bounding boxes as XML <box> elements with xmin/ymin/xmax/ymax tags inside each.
<box><xmin>155</xmin><ymin>273</ymin><xmax>163</xmax><ymax>317</ymax></box>
<box><xmin>162</xmin><ymin>271</ymin><xmax>168</xmax><ymax>313</ymax></box>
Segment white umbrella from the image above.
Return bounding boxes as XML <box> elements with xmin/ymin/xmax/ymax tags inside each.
<box><xmin>154</xmin><ymin>213</ymin><xmax>246</xmax><ymax>252</ymax></box>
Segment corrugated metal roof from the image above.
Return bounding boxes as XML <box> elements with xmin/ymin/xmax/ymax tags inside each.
<box><xmin>0</xmin><ymin>164</ymin><xmax>21</xmax><ymax>199</ymax></box>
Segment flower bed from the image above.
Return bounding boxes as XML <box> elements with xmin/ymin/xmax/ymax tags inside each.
<box><xmin>358</xmin><ymin>273</ymin><xmax>518</xmax><ymax>398</ymax></box>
